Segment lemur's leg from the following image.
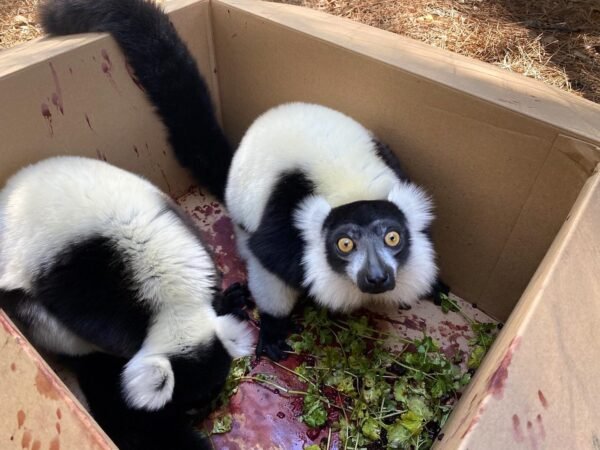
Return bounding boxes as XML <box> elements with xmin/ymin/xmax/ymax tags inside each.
<box><xmin>246</xmin><ymin>253</ymin><xmax>298</xmax><ymax>361</ymax></box>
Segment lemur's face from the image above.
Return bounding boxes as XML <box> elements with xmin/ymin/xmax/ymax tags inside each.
<box><xmin>324</xmin><ymin>201</ymin><xmax>410</xmax><ymax>294</ymax></box>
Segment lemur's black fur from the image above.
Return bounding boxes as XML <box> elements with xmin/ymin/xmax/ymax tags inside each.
<box><xmin>41</xmin><ymin>0</ymin><xmax>232</xmax><ymax>201</ymax></box>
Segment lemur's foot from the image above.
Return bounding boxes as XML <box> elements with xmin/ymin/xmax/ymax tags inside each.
<box><xmin>215</xmin><ymin>282</ymin><xmax>252</xmax><ymax>320</ymax></box>
<box><xmin>431</xmin><ymin>279</ymin><xmax>450</xmax><ymax>306</ymax></box>
<box><xmin>256</xmin><ymin>336</ymin><xmax>292</xmax><ymax>361</ymax></box>
<box><xmin>256</xmin><ymin>313</ymin><xmax>292</xmax><ymax>361</ymax></box>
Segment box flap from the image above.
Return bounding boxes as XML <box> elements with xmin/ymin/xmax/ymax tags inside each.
<box><xmin>0</xmin><ymin>0</ymin><xmax>216</xmax><ymax>198</ymax></box>
<box><xmin>440</xmin><ymin>167</ymin><xmax>600</xmax><ymax>448</ymax></box>
<box><xmin>0</xmin><ymin>311</ymin><xmax>116</xmax><ymax>449</ymax></box>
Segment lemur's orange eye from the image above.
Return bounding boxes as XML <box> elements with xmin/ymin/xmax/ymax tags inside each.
<box><xmin>337</xmin><ymin>237</ymin><xmax>355</xmax><ymax>253</ymax></box>
<box><xmin>385</xmin><ymin>231</ymin><xmax>401</xmax><ymax>247</ymax></box>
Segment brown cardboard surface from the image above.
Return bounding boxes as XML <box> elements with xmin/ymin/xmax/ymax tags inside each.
<box><xmin>0</xmin><ymin>311</ymin><xmax>116</xmax><ymax>449</ymax></box>
<box><xmin>0</xmin><ymin>0</ymin><xmax>599</xmax><ymax>447</ymax></box>
<box><xmin>214</xmin><ymin>0</ymin><xmax>600</xmax><ymax>145</ymax></box>
<box><xmin>479</xmin><ymin>135</ymin><xmax>600</xmax><ymax>319</ymax></box>
<box><xmin>211</xmin><ymin>0</ymin><xmax>600</xmax><ymax>320</ymax></box>
<box><xmin>0</xmin><ymin>0</ymin><xmax>216</xmax><ymax>198</ymax></box>
<box><xmin>440</xmin><ymin>167</ymin><xmax>600</xmax><ymax>449</ymax></box>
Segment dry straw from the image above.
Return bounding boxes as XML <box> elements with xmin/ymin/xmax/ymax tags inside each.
<box><xmin>1</xmin><ymin>0</ymin><xmax>598</xmax><ymax>103</ymax></box>
<box><xmin>273</xmin><ymin>0</ymin><xmax>600</xmax><ymax>103</ymax></box>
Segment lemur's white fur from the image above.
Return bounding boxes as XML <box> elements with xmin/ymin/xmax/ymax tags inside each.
<box><xmin>226</xmin><ymin>103</ymin><xmax>399</xmax><ymax>232</ymax></box>
<box><xmin>225</xmin><ymin>102</ymin><xmax>438</xmax><ymax>313</ymax></box>
<box><xmin>235</xmin><ymin>228</ymin><xmax>298</xmax><ymax>318</ymax></box>
<box><xmin>0</xmin><ymin>156</ymin><xmax>253</xmax><ymax>411</ymax></box>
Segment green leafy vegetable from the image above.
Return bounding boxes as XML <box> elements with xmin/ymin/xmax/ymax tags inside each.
<box><xmin>213</xmin><ymin>356</ymin><xmax>251</xmax><ymax>409</ymax></box>
<box><xmin>439</xmin><ymin>293</ymin><xmax>459</xmax><ymax>313</ymax></box>
<box><xmin>362</xmin><ymin>418</ymin><xmax>381</xmax><ymax>441</ymax></box>
<box><xmin>220</xmin><ymin>296</ymin><xmax>497</xmax><ymax>448</ymax></box>
<box><xmin>288</xmin><ymin>300</ymin><xmax>499</xmax><ymax>449</ymax></box>
<box><xmin>210</xmin><ymin>414</ymin><xmax>233</xmax><ymax>434</ymax></box>
<box><xmin>302</xmin><ymin>387</ymin><xmax>328</xmax><ymax>428</ymax></box>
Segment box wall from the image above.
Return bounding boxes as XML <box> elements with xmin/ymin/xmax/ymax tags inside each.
<box><xmin>440</xmin><ymin>166</ymin><xmax>600</xmax><ymax>449</ymax></box>
<box><xmin>211</xmin><ymin>0</ymin><xmax>600</xmax><ymax>320</ymax></box>
<box><xmin>0</xmin><ymin>0</ymin><xmax>217</xmax><ymax>198</ymax></box>
<box><xmin>0</xmin><ymin>312</ymin><xmax>116</xmax><ymax>449</ymax></box>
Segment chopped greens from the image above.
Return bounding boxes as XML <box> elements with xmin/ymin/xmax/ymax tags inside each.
<box><xmin>214</xmin><ymin>294</ymin><xmax>498</xmax><ymax>449</ymax></box>
<box><xmin>286</xmin><ymin>300</ymin><xmax>497</xmax><ymax>449</ymax></box>
<box><xmin>213</xmin><ymin>355</ymin><xmax>252</xmax><ymax>409</ymax></box>
<box><xmin>210</xmin><ymin>413</ymin><xmax>233</xmax><ymax>435</ymax></box>
<box><xmin>468</xmin><ymin>322</ymin><xmax>498</xmax><ymax>370</ymax></box>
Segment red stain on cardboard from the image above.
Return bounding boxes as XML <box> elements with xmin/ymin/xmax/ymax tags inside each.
<box><xmin>56</xmin><ymin>422</ymin><xmax>61</xmax><ymax>434</ymax></box>
<box><xmin>17</xmin><ymin>410</ymin><xmax>26</xmax><ymax>428</ymax></box>
<box><xmin>41</xmin><ymin>103</ymin><xmax>53</xmax><ymax>136</ymax></box>
<box><xmin>402</xmin><ymin>314</ymin><xmax>427</xmax><ymax>332</ymax></box>
<box><xmin>31</xmin><ymin>440</ymin><xmax>41</xmax><ymax>450</ymax></box>
<box><xmin>538</xmin><ymin>390</ymin><xmax>548</xmax><ymax>409</ymax></box>
<box><xmin>35</xmin><ymin>369</ymin><xmax>60</xmax><ymax>400</ymax></box>
<box><xmin>11</xmin><ymin>362</ymin><xmax>16</xmax><ymax>371</ymax></box>
<box><xmin>512</xmin><ymin>414</ymin><xmax>524</xmax><ymax>442</ymax></box>
<box><xmin>56</xmin><ymin>408</ymin><xmax>62</xmax><ymax>420</ymax></box>
<box><xmin>21</xmin><ymin>430</ymin><xmax>32</xmax><ymax>448</ymax></box>
<box><xmin>210</xmin><ymin>382</ymin><xmax>314</xmax><ymax>450</ymax></box>
<box><xmin>536</xmin><ymin>414</ymin><xmax>545</xmax><ymax>439</ymax></box>
<box><xmin>49</xmin><ymin>63</ymin><xmax>64</xmax><ymax>115</ymax></box>
<box><xmin>49</xmin><ymin>437</ymin><xmax>60</xmax><ymax>450</ymax></box>
<box><xmin>212</xmin><ymin>215</ymin><xmax>247</xmax><ymax>286</ymax></box>
<box><xmin>100</xmin><ymin>49</ymin><xmax>119</xmax><ymax>93</ymax></box>
<box><xmin>487</xmin><ymin>336</ymin><xmax>521</xmax><ymax>400</ymax></box>
<box><xmin>84</xmin><ymin>114</ymin><xmax>93</xmax><ymax>131</ymax></box>
<box><xmin>101</xmin><ymin>49</ymin><xmax>112</xmax><ymax>73</ymax></box>
<box><xmin>208</xmin><ymin>355</ymin><xmax>327</xmax><ymax>449</ymax></box>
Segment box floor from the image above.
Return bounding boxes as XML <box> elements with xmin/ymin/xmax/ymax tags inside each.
<box><xmin>176</xmin><ymin>187</ymin><xmax>497</xmax><ymax>450</ymax></box>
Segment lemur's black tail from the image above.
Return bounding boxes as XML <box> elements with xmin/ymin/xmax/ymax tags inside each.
<box><xmin>40</xmin><ymin>0</ymin><xmax>232</xmax><ymax>201</ymax></box>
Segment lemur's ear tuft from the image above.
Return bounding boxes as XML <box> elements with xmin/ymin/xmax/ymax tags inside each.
<box><xmin>387</xmin><ymin>182</ymin><xmax>434</xmax><ymax>232</ymax></box>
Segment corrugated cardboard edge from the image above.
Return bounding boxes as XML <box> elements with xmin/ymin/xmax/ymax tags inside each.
<box><xmin>0</xmin><ymin>311</ymin><xmax>116</xmax><ymax>449</ymax></box>
<box><xmin>216</xmin><ymin>0</ymin><xmax>600</xmax><ymax>145</ymax></box>
<box><xmin>0</xmin><ymin>0</ymin><xmax>217</xmax><ymax>198</ymax></box>
<box><xmin>439</xmin><ymin>165</ymin><xmax>600</xmax><ymax>449</ymax></box>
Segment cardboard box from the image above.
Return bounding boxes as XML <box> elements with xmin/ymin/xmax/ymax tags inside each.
<box><xmin>0</xmin><ymin>0</ymin><xmax>599</xmax><ymax>448</ymax></box>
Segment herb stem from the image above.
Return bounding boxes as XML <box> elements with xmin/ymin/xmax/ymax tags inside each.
<box><xmin>236</xmin><ymin>376</ymin><xmax>308</xmax><ymax>396</ymax></box>
<box><xmin>270</xmin><ymin>360</ymin><xmax>316</xmax><ymax>387</ymax></box>
<box><xmin>379</xmin><ymin>410</ymin><xmax>405</xmax><ymax>420</ymax></box>
<box><xmin>389</xmin><ymin>359</ymin><xmax>437</xmax><ymax>381</ymax></box>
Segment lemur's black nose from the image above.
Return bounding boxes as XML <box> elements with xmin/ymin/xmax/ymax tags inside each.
<box><xmin>358</xmin><ymin>269</ymin><xmax>395</xmax><ymax>294</ymax></box>
<box><xmin>366</xmin><ymin>273</ymin><xmax>389</xmax><ymax>286</ymax></box>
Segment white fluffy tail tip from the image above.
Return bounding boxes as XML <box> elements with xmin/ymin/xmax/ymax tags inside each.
<box><xmin>121</xmin><ymin>354</ymin><xmax>174</xmax><ymax>411</ymax></box>
<box><xmin>215</xmin><ymin>315</ymin><xmax>255</xmax><ymax>358</ymax></box>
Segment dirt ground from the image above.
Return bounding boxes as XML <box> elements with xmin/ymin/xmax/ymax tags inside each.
<box><xmin>1</xmin><ymin>0</ymin><xmax>599</xmax><ymax>103</ymax></box>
